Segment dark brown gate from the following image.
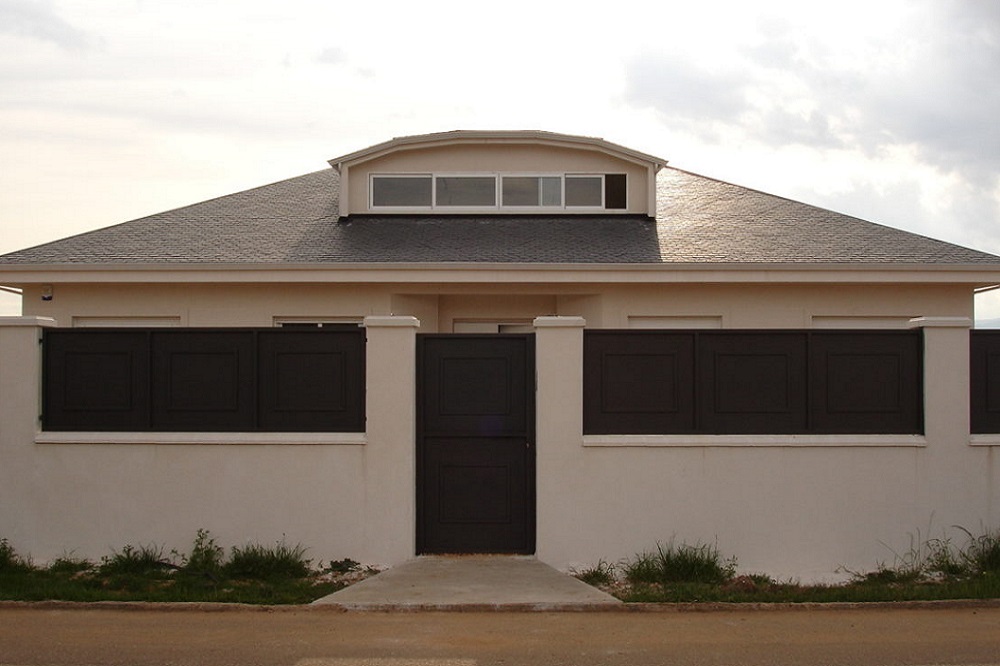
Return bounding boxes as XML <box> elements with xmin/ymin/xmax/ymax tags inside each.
<box><xmin>416</xmin><ymin>335</ymin><xmax>535</xmax><ymax>554</ymax></box>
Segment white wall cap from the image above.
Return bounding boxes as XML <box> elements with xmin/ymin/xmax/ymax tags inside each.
<box><xmin>363</xmin><ymin>315</ymin><xmax>421</xmax><ymax>328</ymax></box>
<box><xmin>908</xmin><ymin>316</ymin><xmax>973</xmax><ymax>328</ymax></box>
<box><xmin>0</xmin><ymin>316</ymin><xmax>57</xmax><ymax>328</ymax></box>
<box><xmin>533</xmin><ymin>316</ymin><xmax>586</xmax><ymax>328</ymax></box>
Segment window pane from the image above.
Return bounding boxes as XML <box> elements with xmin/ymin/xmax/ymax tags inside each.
<box><xmin>565</xmin><ymin>176</ymin><xmax>602</xmax><ymax>207</ymax></box>
<box><xmin>372</xmin><ymin>176</ymin><xmax>432</xmax><ymax>207</ymax></box>
<box><xmin>502</xmin><ymin>177</ymin><xmax>539</xmax><ymax>206</ymax></box>
<box><xmin>541</xmin><ymin>177</ymin><xmax>562</xmax><ymax>206</ymax></box>
<box><xmin>436</xmin><ymin>176</ymin><xmax>496</xmax><ymax>206</ymax></box>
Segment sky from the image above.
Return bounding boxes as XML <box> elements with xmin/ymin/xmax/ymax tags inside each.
<box><xmin>1</xmin><ymin>0</ymin><xmax>999</xmax><ymax>321</ymax></box>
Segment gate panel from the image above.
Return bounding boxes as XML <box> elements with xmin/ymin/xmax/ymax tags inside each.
<box><xmin>417</xmin><ymin>335</ymin><xmax>535</xmax><ymax>554</ymax></box>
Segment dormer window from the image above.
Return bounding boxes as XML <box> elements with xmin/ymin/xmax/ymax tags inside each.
<box><xmin>436</xmin><ymin>175</ymin><xmax>496</xmax><ymax>207</ymax></box>
<box><xmin>332</xmin><ymin>131</ymin><xmax>666</xmax><ymax>217</ymax></box>
<box><xmin>370</xmin><ymin>172</ymin><xmax>627</xmax><ymax>211</ymax></box>
<box><xmin>502</xmin><ymin>176</ymin><xmax>562</xmax><ymax>207</ymax></box>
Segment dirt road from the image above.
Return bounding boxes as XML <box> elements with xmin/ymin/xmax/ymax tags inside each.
<box><xmin>1</xmin><ymin>605</ymin><xmax>999</xmax><ymax>666</ymax></box>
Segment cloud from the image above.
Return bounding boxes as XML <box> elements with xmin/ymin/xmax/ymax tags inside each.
<box><xmin>0</xmin><ymin>0</ymin><xmax>94</xmax><ymax>50</ymax></box>
<box><xmin>317</xmin><ymin>47</ymin><xmax>346</xmax><ymax>64</ymax></box>
<box><xmin>624</xmin><ymin>3</ymin><xmax>1000</xmax><ymax>187</ymax></box>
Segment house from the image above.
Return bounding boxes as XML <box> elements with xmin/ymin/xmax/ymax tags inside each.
<box><xmin>2</xmin><ymin>130</ymin><xmax>1000</xmax><ymax>581</ymax></box>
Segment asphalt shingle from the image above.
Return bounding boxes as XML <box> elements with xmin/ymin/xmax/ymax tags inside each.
<box><xmin>1</xmin><ymin>167</ymin><xmax>997</xmax><ymax>266</ymax></box>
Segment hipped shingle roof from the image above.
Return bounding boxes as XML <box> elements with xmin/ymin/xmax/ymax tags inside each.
<box><xmin>1</xmin><ymin>167</ymin><xmax>997</xmax><ymax>266</ymax></box>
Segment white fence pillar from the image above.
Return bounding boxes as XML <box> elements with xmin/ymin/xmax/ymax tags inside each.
<box><xmin>909</xmin><ymin>316</ymin><xmax>980</xmax><ymax>521</ymax></box>
<box><xmin>361</xmin><ymin>315</ymin><xmax>419</xmax><ymax>565</ymax></box>
<box><xmin>533</xmin><ymin>316</ymin><xmax>586</xmax><ymax>566</ymax></box>
<box><xmin>0</xmin><ymin>317</ymin><xmax>56</xmax><ymax>549</ymax></box>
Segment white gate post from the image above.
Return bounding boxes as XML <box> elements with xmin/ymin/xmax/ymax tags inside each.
<box><xmin>533</xmin><ymin>315</ymin><xmax>586</xmax><ymax>567</ymax></box>
<box><xmin>361</xmin><ymin>315</ymin><xmax>420</xmax><ymax>565</ymax></box>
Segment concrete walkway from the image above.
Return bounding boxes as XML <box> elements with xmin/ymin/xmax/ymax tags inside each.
<box><xmin>312</xmin><ymin>555</ymin><xmax>621</xmax><ymax>610</ymax></box>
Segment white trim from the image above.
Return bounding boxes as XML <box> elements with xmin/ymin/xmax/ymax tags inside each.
<box><xmin>582</xmin><ymin>434</ymin><xmax>927</xmax><ymax>448</ymax></box>
<box><xmin>970</xmin><ymin>434</ymin><xmax>1000</xmax><ymax>447</ymax></box>
<box><xmin>909</xmin><ymin>316</ymin><xmax>974</xmax><ymax>329</ymax></box>
<box><xmin>0</xmin><ymin>316</ymin><xmax>57</xmax><ymax>328</ymax></box>
<box><xmin>363</xmin><ymin>315</ymin><xmax>421</xmax><ymax>328</ymax></box>
<box><xmin>35</xmin><ymin>431</ymin><xmax>367</xmax><ymax>446</ymax></box>
<box><xmin>533</xmin><ymin>315</ymin><xmax>586</xmax><ymax>328</ymax></box>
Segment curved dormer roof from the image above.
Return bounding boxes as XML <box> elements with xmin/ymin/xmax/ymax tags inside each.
<box><xmin>328</xmin><ymin>130</ymin><xmax>669</xmax><ymax>170</ymax></box>
<box><xmin>327</xmin><ymin>130</ymin><xmax>669</xmax><ymax>218</ymax></box>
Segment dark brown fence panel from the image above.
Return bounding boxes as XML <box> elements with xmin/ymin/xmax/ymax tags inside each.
<box><xmin>971</xmin><ymin>331</ymin><xmax>1000</xmax><ymax>433</ymax></box>
<box><xmin>257</xmin><ymin>330</ymin><xmax>365</xmax><ymax>432</ymax></box>
<box><xmin>43</xmin><ymin>331</ymin><xmax>150</xmax><ymax>431</ymax></box>
<box><xmin>151</xmin><ymin>331</ymin><xmax>256</xmax><ymax>431</ymax></box>
<box><xmin>43</xmin><ymin>328</ymin><xmax>366</xmax><ymax>432</ymax></box>
<box><xmin>584</xmin><ymin>329</ymin><xmax>924</xmax><ymax>435</ymax></box>
<box><xmin>698</xmin><ymin>332</ymin><xmax>808</xmax><ymax>434</ymax></box>
<box><xmin>584</xmin><ymin>332</ymin><xmax>694</xmax><ymax>434</ymax></box>
<box><xmin>809</xmin><ymin>331</ymin><xmax>923</xmax><ymax>434</ymax></box>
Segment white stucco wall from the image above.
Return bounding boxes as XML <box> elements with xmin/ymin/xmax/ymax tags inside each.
<box><xmin>0</xmin><ymin>315</ymin><xmax>417</xmax><ymax>569</ymax></box>
<box><xmin>2</xmin><ymin>280</ymin><xmax>998</xmax><ymax>580</ymax></box>
<box><xmin>535</xmin><ymin>316</ymin><xmax>997</xmax><ymax>582</ymax></box>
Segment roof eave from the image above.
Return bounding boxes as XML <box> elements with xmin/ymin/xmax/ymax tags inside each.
<box><xmin>3</xmin><ymin>262</ymin><xmax>1000</xmax><ymax>287</ymax></box>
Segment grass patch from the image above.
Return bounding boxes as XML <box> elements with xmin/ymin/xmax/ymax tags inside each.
<box><xmin>577</xmin><ymin>528</ymin><xmax>1000</xmax><ymax>604</ymax></box>
<box><xmin>0</xmin><ymin>531</ymin><xmax>374</xmax><ymax>605</ymax></box>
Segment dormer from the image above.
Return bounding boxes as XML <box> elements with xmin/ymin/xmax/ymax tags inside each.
<box><xmin>328</xmin><ymin>130</ymin><xmax>667</xmax><ymax>218</ymax></box>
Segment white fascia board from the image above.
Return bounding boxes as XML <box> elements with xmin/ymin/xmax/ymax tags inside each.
<box><xmin>3</xmin><ymin>263</ymin><xmax>1000</xmax><ymax>286</ymax></box>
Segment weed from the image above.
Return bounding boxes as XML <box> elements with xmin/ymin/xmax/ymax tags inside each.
<box><xmin>623</xmin><ymin>541</ymin><xmax>735</xmax><ymax>585</ymax></box>
<box><xmin>852</xmin><ymin>562</ymin><xmax>924</xmax><ymax>585</ymax></box>
<box><xmin>574</xmin><ymin>559</ymin><xmax>616</xmax><ymax>587</ymax></box>
<box><xmin>225</xmin><ymin>538</ymin><xmax>310</xmax><ymax>581</ymax></box>
<box><xmin>98</xmin><ymin>543</ymin><xmax>169</xmax><ymax>576</ymax></box>
<box><xmin>47</xmin><ymin>555</ymin><xmax>94</xmax><ymax>575</ymax></box>
<box><xmin>959</xmin><ymin>526</ymin><xmax>1000</xmax><ymax>574</ymax></box>
<box><xmin>322</xmin><ymin>558</ymin><xmax>361</xmax><ymax>575</ymax></box>
<box><xmin>0</xmin><ymin>538</ymin><xmax>33</xmax><ymax>572</ymax></box>
<box><xmin>177</xmin><ymin>529</ymin><xmax>225</xmax><ymax>581</ymax></box>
